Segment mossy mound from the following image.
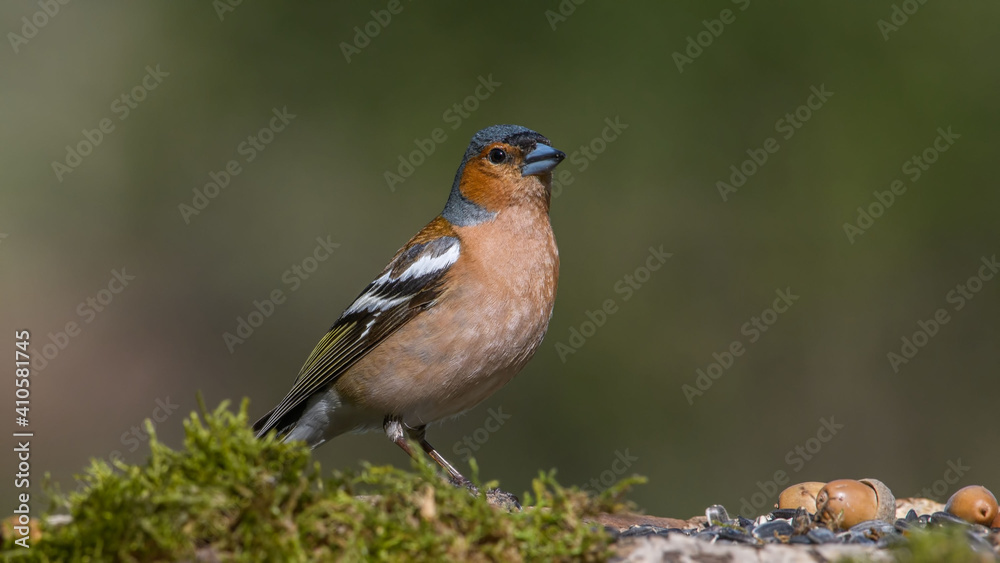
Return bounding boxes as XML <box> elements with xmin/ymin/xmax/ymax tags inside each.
<box><xmin>6</xmin><ymin>401</ymin><xmax>639</xmax><ymax>562</ymax></box>
<box><xmin>885</xmin><ymin>525</ymin><xmax>995</xmax><ymax>563</ymax></box>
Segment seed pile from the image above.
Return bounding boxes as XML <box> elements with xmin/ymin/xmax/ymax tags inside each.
<box><xmin>610</xmin><ymin>481</ymin><xmax>1000</xmax><ymax>558</ymax></box>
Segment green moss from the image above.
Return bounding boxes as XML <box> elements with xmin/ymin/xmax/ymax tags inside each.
<box><xmin>7</xmin><ymin>401</ymin><xmax>640</xmax><ymax>562</ymax></box>
<box><xmin>837</xmin><ymin>526</ymin><xmax>993</xmax><ymax>563</ymax></box>
<box><xmin>887</xmin><ymin>526</ymin><xmax>993</xmax><ymax>563</ymax></box>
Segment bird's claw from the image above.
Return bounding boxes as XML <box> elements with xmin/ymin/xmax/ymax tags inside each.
<box><xmin>446</xmin><ymin>476</ymin><xmax>521</xmax><ymax>511</ymax></box>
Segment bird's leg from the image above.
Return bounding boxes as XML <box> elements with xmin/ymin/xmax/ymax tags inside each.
<box><xmin>383</xmin><ymin>417</ymin><xmax>520</xmax><ymax>510</ymax></box>
<box><xmin>383</xmin><ymin>416</ymin><xmax>418</xmax><ymax>458</ymax></box>
<box><xmin>384</xmin><ymin>417</ymin><xmax>467</xmax><ymax>484</ymax></box>
<box><xmin>406</xmin><ymin>424</ymin><xmax>471</xmax><ymax>487</ymax></box>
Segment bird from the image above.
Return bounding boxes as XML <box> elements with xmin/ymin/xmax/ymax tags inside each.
<box><xmin>253</xmin><ymin>124</ymin><xmax>566</xmax><ymax>487</ymax></box>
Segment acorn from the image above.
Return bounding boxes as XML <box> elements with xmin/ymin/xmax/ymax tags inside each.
<box><xmin>777</xmin><ymin>482</ymin><xmax>826</xmax><ymax>513</ymax></box>
<box><xmin>944</xmin><ymin>485</ymin><xmax>998</xmax><ymax>527</ymax></box>
<box><xmin>860</xmin><ymin>478</ymin><xmax>896</xmax><ymax>523</ymax></box>
<box><xmin>815</xmin><ymin>478</ymin><xmax>895</xmax><ymax>529</ymax></box>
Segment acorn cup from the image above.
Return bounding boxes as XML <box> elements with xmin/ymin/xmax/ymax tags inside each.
<box><xmin>945</xmin><ymin>485</ymin><xmax>998</xmax><ymax>527</ymax></box>
<box><xmin>777</xmin><ymin>482</ymin><xmax>826</xmax><ymax>513</ymax></box>
<box><xmin>815</xmin><ymin>478</ymin><xmax>895</xmax><ymax>529</ymax></box>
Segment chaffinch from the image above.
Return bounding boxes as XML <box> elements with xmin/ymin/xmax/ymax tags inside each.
<box><xmin>254</xmin><ymin>124</ymin><xmax>566</xmax><ymax>486</ymax></box>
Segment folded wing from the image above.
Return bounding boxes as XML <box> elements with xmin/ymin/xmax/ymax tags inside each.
<box><xmin>253</xmin><ymin>234</ymin><xmax>460</xmax><ymax>437</ymax></box>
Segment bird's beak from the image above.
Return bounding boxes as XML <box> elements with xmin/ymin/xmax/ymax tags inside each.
<box><xmin>521</xmin><ymin>143</ymin><xmax>566</xmax><ymax>177</ymax></box>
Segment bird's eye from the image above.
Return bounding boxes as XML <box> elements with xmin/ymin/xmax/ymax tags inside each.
<box><xmin>487</xmin><ymin>148</ymin><xmax>507</xmax><ymax>164</ymax></box>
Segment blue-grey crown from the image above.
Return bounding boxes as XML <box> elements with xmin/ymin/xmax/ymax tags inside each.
<box><xmin>442</xmin><ymin>125</ymin><xmax>551</xmax><ymax>227</ymax></box>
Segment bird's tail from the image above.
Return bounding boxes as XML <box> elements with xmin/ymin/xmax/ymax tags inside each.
<box><xmin>252</xmin><ymin>406</ymin><xmax>296</xmax><ymax>440</ymax></box>
<box><xmin>253</xmin><ymin>403</ymin><xmax>313</xmax><ymax>444</ymax></box>
<box><xmin>251</xmin><ymin>408</ymin><xmax>278</xmax><ymax>438</ymax></box>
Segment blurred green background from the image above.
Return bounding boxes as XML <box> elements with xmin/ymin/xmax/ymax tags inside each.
<box><xmin>1</xmin><ymin>2</ymin><xmax>998</xmax><ymax>519</ymax></box>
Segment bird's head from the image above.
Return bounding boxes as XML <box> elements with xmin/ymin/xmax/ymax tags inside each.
<box><xmin>443</xmin><ymin>124</ymin><xmax>565</xmax><ymax>226</ymax></box>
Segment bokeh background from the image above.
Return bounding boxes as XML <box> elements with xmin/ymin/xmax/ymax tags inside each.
<box><xmin>2</xmin><ymin>2</ymin><xmax>998</xmax><ymax>518</ymax></box>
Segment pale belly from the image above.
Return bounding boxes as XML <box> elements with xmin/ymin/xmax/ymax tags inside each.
<box><xmin>333</xmin><ymin>282</ymin><xmax>553</xmax><ymax>429</ymax></box>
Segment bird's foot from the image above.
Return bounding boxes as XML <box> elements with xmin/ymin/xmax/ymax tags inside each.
<box><xmin>484</xmin><ymin>487</ymin><xmax>522</xmax><ymax>511</ymax></box>
<box><xmin>447</xmin><ymin>476</ymin><xmax>521</xmax><ymax>511</ymax></box>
